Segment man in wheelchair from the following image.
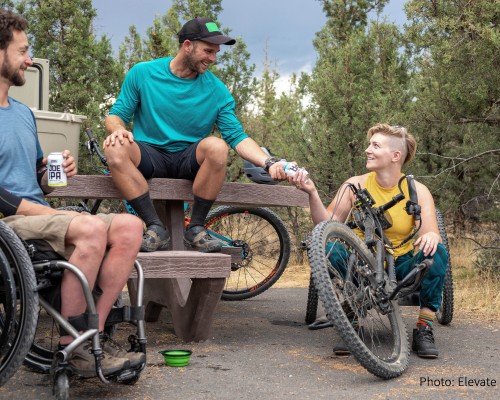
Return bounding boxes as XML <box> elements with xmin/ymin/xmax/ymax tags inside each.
<box><xmin>0</xmin><ymin>9</ymin><xmax>144</xmax><ymax>377</ymax></box>
<box><xmin>291</xmin><ymin>124</ymin><xmax>448</xmax><ymax>358</ymax></box>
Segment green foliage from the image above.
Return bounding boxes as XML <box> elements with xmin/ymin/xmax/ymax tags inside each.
<box><xmin>403</xmin><ymin>0</ymin><xmax>500</xmax><ymax>219</ymax></box>
<box><xmin>0</xmin><ymin>0</ymin><xmax>15</xmax><ymax>9</ymax></box>
<box><xmin>118</xmin><ymin>25</ymin><xmax>145</xmax><ymax>71</ymax></box>
<box><xmin>473</xmin><ymin>231</ymin><xmax>500</xmax><ymax>281</ymax></box>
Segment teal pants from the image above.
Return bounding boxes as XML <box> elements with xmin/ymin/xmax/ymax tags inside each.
<box><xmin>327</xmin><ymin>243</ymin><xmax>448</xmax><ymax>312</ymax></box>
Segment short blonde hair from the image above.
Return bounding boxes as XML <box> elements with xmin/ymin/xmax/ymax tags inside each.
<box><xmin>367</xmin><ymin>123</ymin><xmax>417</xmax><ymax>165</ymax></box>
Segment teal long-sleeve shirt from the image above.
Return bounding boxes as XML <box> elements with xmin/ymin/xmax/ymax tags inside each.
<box><xmin>109</xmin><ymin>57</ymin><xmax>248</xmax><ymax>152</ymax></box>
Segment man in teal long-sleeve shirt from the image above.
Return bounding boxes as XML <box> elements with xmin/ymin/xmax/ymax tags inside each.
<box><xmin>104</xmin><ymin>17</ymin><xmax>290</xmax><ymax>252</ymax></box>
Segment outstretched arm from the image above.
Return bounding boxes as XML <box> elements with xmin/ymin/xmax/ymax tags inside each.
<box><xmin>290</xmin><ymin>172</ymin><xmax>359</xmax><ymax>225</ymax></box>
<box><xmin>234</xmin><ymin>138</ymin><xmax>288</xmax><ymax>181</ymax></box>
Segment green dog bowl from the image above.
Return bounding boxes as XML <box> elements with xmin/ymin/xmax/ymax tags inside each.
<box><xmin>159</xmin><ymin>349</ymin><xmax>192</xmax><ymax>367</ymax></box>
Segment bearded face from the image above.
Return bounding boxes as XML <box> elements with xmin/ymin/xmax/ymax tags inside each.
<box><xmin>183</xmin><ymin>41</ymin><xmax>219</xmax><ymax>76</ymax></box>
<box><xmin>0</xmin><ymin>30</ymin><xmax>31</xmax><ymax>87</ymax></box>
<box><xmin>1</xmin><ymin>50</ymin><xmax>26</xmax><ymax>86</ymax></box>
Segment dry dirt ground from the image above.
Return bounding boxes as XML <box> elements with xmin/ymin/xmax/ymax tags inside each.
<box><xmin>1</xmin><ymin>262</ymin><xmax>499</xmax><ymax>400</ymax></box>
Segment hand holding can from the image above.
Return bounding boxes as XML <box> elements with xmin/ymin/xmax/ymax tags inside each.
<box><xmin>283</xmin><ymin>162</ymin><xmax>309</xmax><ymax>181</ymax></box>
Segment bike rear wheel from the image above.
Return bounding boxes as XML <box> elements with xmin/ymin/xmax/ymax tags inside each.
<box><xmin>435</xmin><ymin>209</ymin><xmax>454</xmax><ymax>325</ymax></box>
<box><xmin>308</xmin><ymin>220</ymin><xmax>409</xmax><ymax>379</ymax></box>
<box><xmin>204</xmin><ymin>206</ymin><xmax>291</xmax><ymax>301</ymax></box>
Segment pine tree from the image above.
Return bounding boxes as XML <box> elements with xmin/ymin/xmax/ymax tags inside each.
<box><xmin>404</xmin><ymin>0</ymin><xmax>500</xmax><ymax>220</ymax></box>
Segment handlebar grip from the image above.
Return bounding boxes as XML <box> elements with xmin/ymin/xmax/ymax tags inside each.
<box><xmin>85</xmin><ymin>128</ymin><xmax>95</xmax><ymax>140</ymax></box>
<box><xmin>405</xmin><ymin>175</ymin><xmax>421</xmax><ymax>220</ymax></box>
<box><xmin>378</xmin><ymin>193</ymin><xmax>405</xmax><ymax>213</ymax></box>
<box><xmin>407</xmin><ymin>175</ymin><xmax>418</xmax><ymax>205</ymax></box>
<box><xmin>84</xmin><ymin>128</ymin><xmax>108</xmax><ymax>167</ymax></box>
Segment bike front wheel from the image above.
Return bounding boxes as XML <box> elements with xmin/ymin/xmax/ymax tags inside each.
<box><xmin>308</xmin><ymin>220</ymin><xmax>409</xmax><ymax>379</ymax></box>
<box><xmin>205</xmin><ymin>206</ymin><xmax>291</xmax><ymax>301</ymax></box>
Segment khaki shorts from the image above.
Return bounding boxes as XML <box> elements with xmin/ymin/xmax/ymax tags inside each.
<box><xmin>3</xmin><ymin>213</ymin><xmax>115</xmax><ymax>260</ymax></box>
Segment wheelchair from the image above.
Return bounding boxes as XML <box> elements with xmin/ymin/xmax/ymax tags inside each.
<box><xmin>303</xmin><ymin>176</ymin><xmax>454</xmax><ymax>379</ymax></box>
<box><xmin>0</xmin><ymin>221</ymin><xmax>147</xmax><ymax>399</ymax></box>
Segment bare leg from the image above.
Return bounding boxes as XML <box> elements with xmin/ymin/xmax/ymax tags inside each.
<box><xmin>192</xmin><ymin>137</ymin><xmax>228</xmax><ymax>200</ymax></box>
<box><xmin>59</xmin><ymin>215</ymin><xmax>108</xmax><ymax>344</ymax></box>
<box><xmin>104</xmin><ymin>139</ymin><xmax>147</xmax><ymax>200</ymax></box>
<box><xmin>94</xmin><ymin>214</ymin><xmax>142</xmax><ymax>331</ymax></box>
<box><xmin>184</xmin><ymin>137</ymin><xmax>228</xmax><ymax>252</ymax></box>
<box><xmin>419</xmin><ymin>306</ymin><xmax>435</xmax><ymax>321</ymax></box>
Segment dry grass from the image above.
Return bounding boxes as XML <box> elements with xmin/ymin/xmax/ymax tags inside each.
<box><xmin>275</xmin><ymin>236</ymin><xmax>500</xmax><ymax>321</ymax></box>
<box><xmin>447</xmin><ymin>234</ymin><xmax>500</xmax><ymax>320</ymax></box>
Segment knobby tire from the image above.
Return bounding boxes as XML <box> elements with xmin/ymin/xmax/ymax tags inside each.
<box><xmin>435</xmin><ymin>209</ymin><xmax>454</xmax><ymax>325</ymax></box>
<box><xmin>308</xmin><ymin>220</ymin><xmax>409</xmax><ymax>379</ymax></box>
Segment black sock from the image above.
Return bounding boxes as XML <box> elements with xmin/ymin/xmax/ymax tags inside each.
<box><xmin>187</xmin><ymin>195</ymin><xmax>214</xmax><ymax>229</ymax></box>
<box><xmin>128</xmin><ymin>192</ymin><xmax>164</xmax><ymax>228</ymax></box>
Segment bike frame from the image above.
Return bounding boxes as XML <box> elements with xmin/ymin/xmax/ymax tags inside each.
<box><xmin>344</xmin><ymin>176</ymin><xmax>429</xmax><ymax>306</ymax></box>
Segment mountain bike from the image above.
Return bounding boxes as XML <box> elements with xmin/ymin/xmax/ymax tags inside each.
<box><xmin>75</xmin><ymin>129</ymin><xmax>291</xmax><ymax>301</ymax></box>
<box><xmin>305</xmin><ymin>207</ymin><xmax>454</xmax><ymax>326</ymax></box>
<box><xmin>307</xmin><ymin>175</ymin><xmax>452</xmax><ymax>379</ymax></box>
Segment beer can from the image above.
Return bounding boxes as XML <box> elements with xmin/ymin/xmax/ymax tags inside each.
<box><xmin>283</xmin><ymin>162</ymin><xmax>309</xmax><ymax>180</ymax></box>
<box><xmin>47</xmin><ymin>152</ymin><xmax>67</xmax><ymax>187</ymax></box>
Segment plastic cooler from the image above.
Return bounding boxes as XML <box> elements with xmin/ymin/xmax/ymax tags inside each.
<box><xmin>33</xmin><ymin>110</ymin><xmax>86</xmax><ymax>167</ymax></box>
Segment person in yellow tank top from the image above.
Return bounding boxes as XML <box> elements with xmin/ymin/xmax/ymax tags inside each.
<box><xmin>292</xmin><ymin>124</ymin><xmax>448</xmax><ymax>359</ymax></box>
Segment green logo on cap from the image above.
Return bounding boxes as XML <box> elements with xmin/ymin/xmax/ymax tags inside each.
<box><xmin>205</xmin><ymin>22</ymin><xmax>220</xmax><ymax>32</ymax></box>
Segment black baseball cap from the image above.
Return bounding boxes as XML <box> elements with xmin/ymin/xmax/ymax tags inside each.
<box><xmin>178</xmin><ymin>17</ymin><xmax>236</xmax><ymax>45</ymax></box>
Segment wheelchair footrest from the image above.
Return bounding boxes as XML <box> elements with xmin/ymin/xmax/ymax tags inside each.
<box><xmin>105</xmin><ymin>305</ymin><xmax>145</xmax><ymax>326</ymax></box>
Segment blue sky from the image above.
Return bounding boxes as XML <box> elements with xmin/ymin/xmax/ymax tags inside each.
<box><xmin>92</xmin><ymin>0</ymin><xmax>407</xmax><ymax>78</ymax></box>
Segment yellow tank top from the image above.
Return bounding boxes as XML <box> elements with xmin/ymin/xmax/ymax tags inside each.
<box><xmin>355</xmin><ymin>172</ymin><xmax>415</xmax><ymax>257</ymax></box>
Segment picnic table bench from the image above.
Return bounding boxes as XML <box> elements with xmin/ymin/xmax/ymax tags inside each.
<box><xmin>49</xmin><ymin>175</ymin><xmax>308</xmax><ymax>342</ymax></box>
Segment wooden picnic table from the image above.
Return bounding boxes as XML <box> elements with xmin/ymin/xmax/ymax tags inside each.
<box><xmin>49</xmin><ymin>175</ymin><xmax>308</xmax><ymax>342</ymax></box>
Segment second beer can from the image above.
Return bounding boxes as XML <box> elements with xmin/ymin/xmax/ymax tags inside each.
<box><xmin>47</xmin><ymin>152</ymin><xmax>67</xmax><ymax>187</ymax></box>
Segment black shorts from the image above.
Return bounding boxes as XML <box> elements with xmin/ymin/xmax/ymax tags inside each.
<box><xmin>136</xmin><ymin>141</ymin><xmax>201</xmax><ymax>180</ymax></box>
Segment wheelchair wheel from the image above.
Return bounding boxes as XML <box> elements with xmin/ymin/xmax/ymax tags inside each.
<box><xmin>205</xmin><ymin>206</ymin><xmax>291</xmax><ymax>300</ymax></box>
<box><xmin>305</xmin><ymin>272</ymin><xmax>319</xmax><ymax>324</ymax></box>
<box><xmin>0</xmin><ymin>222</ymin><xmax>39</xmax><ymax>386</ymax></box>
<box><xmin>435</xmin><ymin>209</ymin><xmax>454</xmax><ymax>325</ymax></box>
<box><xmin>308</xmin><ymin>221</ymin><xmax>409</xmax><ymax>379</ymax></box>
<box><xmin>23</xmin><ymin>309</ymin><xmax>58</xmax><ymax>374</ymax></box>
